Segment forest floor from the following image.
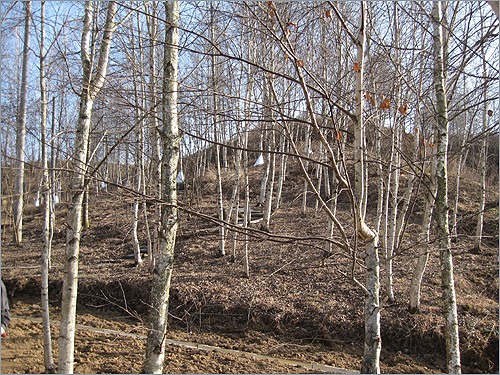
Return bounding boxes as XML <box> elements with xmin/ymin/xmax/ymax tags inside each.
<box><xmin>1</xmin><ymin>162</ymin><xmax>498</xmax><ymax>374</ymax></box>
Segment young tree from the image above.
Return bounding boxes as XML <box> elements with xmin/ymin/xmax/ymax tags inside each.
<box><xmin>431</xmin><ymin>2</ymin><xmax>461</xmax><ymax>373</ymax></box>
<box><xmin>143</xmin><ymin>2</ymin><xmax>180</xmax><ymax>373</ymax></box>
<box><xmin>12</xmin><ymin>1</ymin><xmax>31</xmax><ymax>245</ymax></box>
<box><xmin>58</xmin><ymin>3</ymin><xmax>117</xmax><ymax>373</ymax></box>
<box><xmin>39</xmin><ymin>2</ymin><xmax>56</xmax><ymax>372</ymax></box>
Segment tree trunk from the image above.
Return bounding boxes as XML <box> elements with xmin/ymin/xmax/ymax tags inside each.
<box><xmin>261</xmin><ymin>129</ymin><xmax>275</xmax><ymax>232</ymax></box>
<box><xmin>474</xmin><ymin>49</ymin><xmax>489</xmax><ymax>253</ymax></box>
<box><xmin>142</xmin><ymin>2</ymin><xmax>180</xmax><ymax>373</ymax></box>
<box><xmin>12</xmin><ymin>1</ymin><xmax>31</xmax><ymax>245</ymax></box>
<box><xmin>451</xmin><ymin>78</ymin><xmax>469</xmax><ymax>240</ymax></box>
<box><xmin>59</xmin><ymin>3</ymin><xmax>117</xmax><ymax>373</ymax></box>
<box><xmin>210</xmin><ymin>3</ymin><xmax>225</xmax><ymax>256</ymax></box>
<box><xmin>361</xmin><ymin>230</ymin><xmax>381</xmax><ymax>374</ymax></box>
<box><xmin>146</xmin><ymin>2</ymin><xmax>161</xmax><ymax>273</ymax></box>
<box><xmin>409</xmin><ymin>143</ymin><xmax>436</xmax><ymax>313</ymax></box>
<box><xmin>301</xmin><ymin>124</ymin><xmax>310</xmax><ymax>216</ymax></box>
<box><xmin>243</xmin><ymin>128</ymin><xmax>251</xmax><ymax>278</ymax></box>
<box><xmin>354</xmin><ymin>2</ymin><xmax>367</xmax><ymax>220</ymax></box>
<box><xmin>274</xmin><ymin>128</ymin><xmax>287</xmax><ymax>211</ymax></box>
<box><xmin>432</xmin><ymin>2</ymin><xmax>461</xmax><ymax>373</ymax></box>
<box><xmin>39</xmin><ymin>3</ymin><xmax>56</xmax><ymax>371</ymax></box>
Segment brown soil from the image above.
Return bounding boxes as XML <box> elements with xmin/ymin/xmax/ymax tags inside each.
<box><xmin>1</xmin><ymin>162</ymin><xmax>498</xmax><ymax>374</ymax></box>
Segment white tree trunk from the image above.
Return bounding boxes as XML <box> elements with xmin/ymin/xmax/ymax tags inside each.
<box><xmin>474</xmin><ymin>53</ymin><xmax>489</xmax><ymax>252</ymax></box>
<box><xmin>243</xmin><ymin>129</ymin><xmax>251</xmax><ymax>278</ymax></box>
<box><xmin>386</xmin><ymin>125</ymin><xmax>399</xmax><ymax>302</ymax></box>
<box><xmin>274</xmin><ymin>131</ymin><xmax>287</xmax><ymax>211</ymax></box>
<box><xmin>143</xmin><ymin>3</ymin><xmax>180</xmax><ymax>373</ymax></box>
<box><xmin>39</xmin><ymin>3</ymin><xmax>55</xmax><ymax>371</ymax></box>
<box><xmin>361</xmin><ymin>230</ymin><xmax>381</xmax><ymax>374</ymax></box>
<box><xmin>354</xmin><ymin>3</ymin><xmax>367</xmax><ymax>220</ymax></box>
<box><xmin>301</xmin><ymin>124</ymin><xmax>310</xmax><ymax>216</ymax></box>
<box><xmin>409</xmin><ymin>144</ymin><xmax>436</xmax><ymax>313</ymax></box>
<box><xmin>261</xmin><ymin>133</ymin><xmax>275</xmax><ymax>232</ymax></box>
<box><xmin>432</xmin><ymin>2</ymin><xmax>461</xmax><ymax>373</ymax></box>
<box><xmin>451</xmin><ymin>79</ymin><xmax>469</xmax><ymax>239</ymax></box>
<box><xmin>210</xmin><ymin>4</ymin><xmax>225</xmax><ymax>256</ymax></box>
<box><xmin>146</xmin><ymin>2</ymin><xmax>161</xmax><ymax>272</ymax></box>
<box><xmin>59</xmin><ymin>3</ymin><xmax>117</xmax><ymax>373</ymax></box>
<box><xmin>12</xmin><ymin>1</ymin><xmax>31</xmax><ymax>245</ymax></box>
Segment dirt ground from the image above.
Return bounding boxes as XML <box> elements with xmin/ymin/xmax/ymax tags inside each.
<box><xmin>1</xmin><ymin>161</ymin><xmax>498</xmax><ymax>374</ymax></box>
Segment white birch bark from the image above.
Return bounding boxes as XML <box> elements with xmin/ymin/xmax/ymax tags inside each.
<box><xmin>286</xmin><ymin>4</ymin><xmax>381</xmax><ymax>370</ymax></box>
<box><xmin>273</xmin><ymin>134</ymin><xmax>287</xmax><ymax>211</ymax></box>
<box><xmin>409</xmin><ymin>142</ymin><xmax>436</xmax><ymax>313</ymax></box>
<box><xmin>12</xmin><ymin>1</ymin><xmax>30</xmax><ymax>245</ymax></box>
<box><xmin>130</xmin><ymin>15</ymin><xmax>146</xmax><ymax>266</ymax></box>
<box><xmin>243</xmin><ymin>128</ymin><xmax>251</xmax><ymax>278</ymax></box>
<box><xmin>146</xmin><ymin>2</ymin><xmax>161</xmax><ymax>272</ymax></box>
<box><xmin>432</xmin><ymin>2</ymin><xmax>461</xmax><ymax>372</ymax></box>
<box><xmin>231</xmin><ymin>146</ymin><xmax>241</xmax><ymax>262</ymax></box>
<box><xmin>354</xmin><ymin>2</ymin><xmax>367</xmax><ymax>220</ymax></box>
<box><xmin>301</xmin><ymin>124</ymin><xmax>310</xmax><ymax>216</ymax></box>
<box><xmin>375</xmin><ymin>121</ymin><xmax>383</xmax><ymax>235</ymax></box>
<box><xmin>474</xmin><ymin>48</ymin><xmax>489</xmax><ymax>252</ymax></box>
<box><xmin>261</xmin><ymin>129</ymin><xmax>275</xmax><ymax>232</ymax></box>
<box><xmin>58</xmin><ymin>3</ymin><xmax>117</xmax><ymax>373</ymax></box>
<box><xmin>386</xmin><ymin>124</ymin><xmax>398</xmax><ymax>302</ymax></box>
<box><xmin>142</xmin><ymin>3</ymin><xmax>180</xmax><ymax>372</ymax></box>
<box><xmin>451</xmin><ymin>79</ymin><xmax>469</xmax><ymax>239</ymax></box>
<box><xmin>258</xmin><ymin>134</ymin><xmax>269</xmax><ymax>207</ymax></box>
<box><xmin>360</xmin><ymin>228</ymin><xmax>381</xmax><ymax>374</ymax></box>
<box><xmin>39</xmin><ymin>3</ymin><xmax>55</xmax><ymax>371</ymax></box>
<box><xmin>210</xmin><ymin>3</ymin><xmax>225</xmax><ymax>256</ymax></box>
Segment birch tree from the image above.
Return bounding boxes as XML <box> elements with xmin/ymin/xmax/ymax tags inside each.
<box><xmin>146</xmin><ymin>1</ymin><xmax>161</xmax><ymax>272</ymax></box>
<box><xmin>474</xmin><ymin>20</ymin><xmax>490</xmax><ymax>253</ymax></box>
<box><xmin>143</xmin><ymin>2</ymin><xmax>180</xmax><ymax>372</ymax></box>
<box><xmin>432</xmin><ymin>2</ymin><xmax>461</xmax><ymax>372</ymax></box>
<box><xmin>39</xmin><ymin>2</ymin><xmax>55</xmax><ymax>372</ymax></box>
<box><xmin>210</xmin><ymin>2</ymin><xmax>226</xmax><ymax>257</ymax></box>
<box><xmin>58</xmin><ymin>3</ymin><xmax>117</xmax><ymax>373</ymax></box>
<box><xmin>12</xmin><ymin>1</ymin><xmax>30</xmax><ymax>245</ymax></box>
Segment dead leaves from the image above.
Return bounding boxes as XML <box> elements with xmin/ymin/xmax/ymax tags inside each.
<box><xmin>353</xmin><ymin>62</ymin><xmax>360</xmax><ymax>72</ymax></box>
<box><xmin>266</xmin><ymin>1</ymin><xmax>276</xmax><ymax>11</ymax></box>
<box><xmin>379</xmin><ymin>98</ymin><xmax>390</xmax><ymax>110</ymax></box>
<box><xmin>398</xmin><ymin>104</ymin><xmax>409</xmax><ymax>115</ymax></box>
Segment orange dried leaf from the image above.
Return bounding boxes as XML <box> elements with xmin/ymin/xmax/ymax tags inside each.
<box><xmin>326</xmin><ymin>9</ymin><xmax>332</xmax><ymax>19</ymax></box>
<box><xmin>379</xmin><ymin>98</ymin><xmax>390</xmax><ymax>110</ymax></box>
<box><xmin>364</xmin><ymin>93</ymin><xmax>371</xmax><ymax>100</ymax></box>
<box><xmin>285</xmin><ymin>55</ymin><xmax>289</xmax><ymax>61</ymax></box>
<box><xmin>297</xmin><ymin>60</ymin><xmax>304</xmax><ymax>67</ymax></box>
<box><xmin>336</xmin><ymin>131</ymin><xmax>342</xmax><ymax>140</ymax></box>
<box><xmin>398</xmin><ymin>104</ymin><xmax>408</xmax><ymax>115</ymax></box>
<box><xmin>266</xmin><ymin>1</ymin><xmax>276</xmax><ymax>10</ymax></box>
<box><xmin>353</xmin><ymin>62</ymin><xmax>360</xmax><ymax>72</ymax></box>
<box><xmin>414</xmin><ymin>127</ymin><xmax>419</xmax><ymax>134</ymax></box>
<box><xmin>288</xmin><ymin>22</ymin><xmax>298</xmax><ymax>28</ymax></box>
<box><xmin>429</xmin><ymin>142</ymin><xmax>434</xmax><ymax>148</ymax></box>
